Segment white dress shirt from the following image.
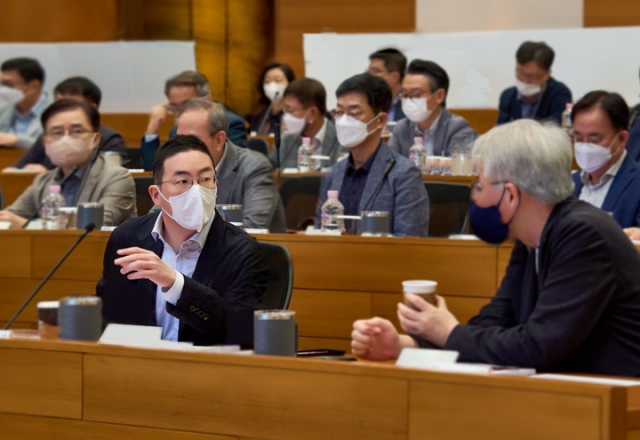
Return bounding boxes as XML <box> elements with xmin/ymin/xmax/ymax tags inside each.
<box><xmin>578</xmin><ymin>151</ymin><xmax>626</xmax><ymax>209</ymax></box>
<box><xmin>150</xmin><ymin>212</ymin><xmax>214</xmax><ymax>341</ymax></box>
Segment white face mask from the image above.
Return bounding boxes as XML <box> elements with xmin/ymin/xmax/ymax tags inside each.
<box><xmin>335</xmin><ymin>114</ymin><xmax>381</xmax><ymax>148</ymax></box>
<box><xmin>0</xmin><ymin>85</ymin><xmax>25</xmax><ymax>104</ymax></box>
<box><xmin>283</xmin><ymin>109</ymin><xmax>310</xmax><ymax>135</ymax></box>
<box><xmin>157</xmin><ymin>184</ymin><xmax>217</xmax><ymax>232</ymax></box>
<box><xmin>515</xmin><ymin>79</ymin><xmax>541</xmax><ymax>97</ymax></box>
<box><xmin>263</xmin><ymin>82</ymin><xmax>286</xmax><ymax>102</ymax></box>
<box><xmin>44</xmin><ymin>135</ymin><xmax>96</xmax><ymax>168</ymax></box>
<box><xmin>574</xmin><ymin>134</ymin><xmax>619</xmax><ymax>173</ymax></box>
<box><xmin>402</xmin><ymin>96</ymin><xmax>433</xmax><ymax>123</ymax></box>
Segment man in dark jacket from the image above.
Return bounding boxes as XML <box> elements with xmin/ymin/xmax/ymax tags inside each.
<box><xmin>496</xmin><ymin>41</ymin><xmax>572</xmax><ymax>125</ymax></box>
<box><xmin>352</xmin><ymin>119</ymin><xmax>640</xmax><ymax>377</ymax></box>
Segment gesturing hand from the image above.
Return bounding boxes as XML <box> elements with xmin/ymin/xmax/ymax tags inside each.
<box><xmin>114</xmin><ymin>247</ymin><xmax>176</xmax><ymax>289</ymax></box>
<box><xmin>397</xmin><ymin>293</ymin><xmax>459</xmax><ymax>348</ymax></box>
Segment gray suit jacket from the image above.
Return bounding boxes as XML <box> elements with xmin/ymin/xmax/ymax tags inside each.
<box><xmin>0</xmin><ymin>92</ymin><xmax>52</xmax><ymax>150</ymax></box>
<box><xmin>269</xmin><ymin>118</ymin><xmax>346</xmax><ymax>169</ymax></box>
<box><xmin>315</xmin><ymin>142</ymin><xmax>429</xmax><ymax>237</ymax></box>
<box><xmin>217</xmin><ymin>141</ymin><xmax>286</xmax><ymax>233</ymax></box>
<box><xmin>389</xmin><ymin>108</ymin><xmax>478</xmax><ymax>157</ymax></box>
<box><xmin>7</xmin><ymin>155</ymin><xmax>137</xmax><ymax>225</ymax></box>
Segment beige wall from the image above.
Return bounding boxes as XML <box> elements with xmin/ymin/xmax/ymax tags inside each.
<box><xmin>416</xmin><ymin>0</ymin><xmax>583</xmax><ymax>33</ymax></box>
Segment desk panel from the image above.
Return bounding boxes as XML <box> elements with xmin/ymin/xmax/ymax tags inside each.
<box><xmin>83</xmin><ymin>353</ymin><xmax>409</xmax><ymax>440</ymax></box>
<box><xmin>0</xmin><ymin>234</ymin><xmax>31</xmax><ymax>278</ymax></box>
<box><xmin>0</xmin><ymin>148</ymin><xmax>25</xmax><ymax>172</ymax></box>
<box><xmin>0</xmin><ymin>347</ymin><xmax>82</xmax><ymax>419</ymax></box>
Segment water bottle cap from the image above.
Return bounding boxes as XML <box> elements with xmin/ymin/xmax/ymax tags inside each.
<box><xmin>49</xmin><ymin>185</ymin><xmax>61</xmax><ymax>193</ymax></box>
<box><xmin>414</xmin><ymin>137</ymin><xmax>423</xmax><ymax>144</ymax></box>
<box><xmin>566</xmin><ymin>103</ymin><xmax>573</xmax><ymax>110</ymax></box>
<box><xmin>328</xmin><ymin>190</ymin><xmax>339</xmax><ymax>199</ymax></box>
<box><xmin>302</xmin><ymin>137</ymin><xmax>311</xmax><ymax>143</ymax></box>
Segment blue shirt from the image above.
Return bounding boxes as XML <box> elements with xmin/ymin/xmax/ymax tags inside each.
<box><xmin>388</xmin><ymin>98</ymin><xmax>400</xmax><ymax>122</ymax></box>
<box><xmin>9</xmin><ymin>92</ymin><xmax>49</xmax><ymax>135</ymax></box>
<box><xmin>339</xmin><ymin>145</ymin><xmax>380</xmax><ymax>229</ymax></box>
<box><xmin>518</xmin><ymin>93</ymin><xmax>539</xmax><ymax>119</ymax></box>
<box><xmin>55</xmin><ymin>163</ymin><xmax>89</xmax><ymax>207</ymax></box>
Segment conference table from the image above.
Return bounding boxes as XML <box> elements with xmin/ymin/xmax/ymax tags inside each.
<box><xmin>2</xmin><ymin>336</ymin><xmax>640</xmax><ymax>439</ymax></box>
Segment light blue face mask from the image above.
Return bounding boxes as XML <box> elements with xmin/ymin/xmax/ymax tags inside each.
<box><xmin>469</xmin><ymin>185</ymin><xmax>520</xmax><ymax>245</ymax></box>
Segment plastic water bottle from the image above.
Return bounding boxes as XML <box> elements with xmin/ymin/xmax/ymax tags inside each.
<box><xmin>562</xmin><ymin>103</ymin><xmax>573</xmax><ymax>135</ymax></box>
<box><xmin>40</xmin><ymin>185</ymin><xmax>66</xmax><ymax>230</ymax></box>
<box><xmin>408</xmin><ymin>136</ymin><xmax>426</xmax><ymax>173</ymax></box>
<box><xmin>320</xmin><ymin>190</ymin><xmax>345</xmax><ymax>232</ymax></box>
<box><xmin>297</xmin><ymin>137</ymin><xmax>312</xmax><ymax>173</ymax></box>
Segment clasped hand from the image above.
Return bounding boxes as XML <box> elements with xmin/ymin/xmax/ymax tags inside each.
<box><xmin>114</xmin><ymin>247</ymin><xmax>176</xmax><ymax>289</ymax></box>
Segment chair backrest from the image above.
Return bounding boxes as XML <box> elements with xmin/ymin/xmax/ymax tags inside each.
<box><xmin>259</xmin><ymin>241</ymin><xmax>293</xmax><ymax>309</ymax></box>
<box><xmin>248</xmin><ymin>138</ymin><xmax>269</xmax><ymax>157</ymax></box>
<box><xmin>134</xmin><ymin>176</ymin><xmax>155</xmax><ymax>216</ymax></box>
<box><xmin>278</xmin><ymin>175</ymin><xmax>322</xmax><ymax>230</ymax></box>
<box><xmin>0</xmin><ymin>185</ymin><xmax>4</xmax><ymax>210</ymax></box>
<box><xmin>424</xmin><ymin>182</ymin><xmax>472</xmax><ymax>237</ymax></box>
<box><xmin>126</xmin><ymin>147</ymin><xmax>143</xmax><ymax>169</ymax></box>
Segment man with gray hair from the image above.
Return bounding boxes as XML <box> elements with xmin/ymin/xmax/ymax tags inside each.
<box><xmin>176</xmin><ymin>97</ymin><xmax>286</xmax><ymax>232</ymax></box>
<box><xmin>351</xmin><ymin>119</ymin><xmax>640</xmax><ymax>376</ymax></box>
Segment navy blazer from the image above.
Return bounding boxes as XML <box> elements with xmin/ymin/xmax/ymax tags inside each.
<box><xmin>390</xmin><ymin>98</ymin><xmax>405</xmax><ymax>122</ymax></box>
<box><xmin>432</xmin><ymin>198</ymin><xmax>640</xmax><ymax>376</ymax></box>
<box><xmin>572</xmin><ymin>153</ymin><xmax>640</xmax><ymax>228</ymax></box>
<box><xmin>496</xmin><ymin>77</ymin><xmax>572</xmax><ymax>125</ymax></box>
<box><xmin>96</xmin><ymin>211</ymin><xmax>268</xmax><ymax>347</ymax></box>
<box><xmin>315</xmin><ymin>142</ymin><xmax>429</xmax><ymax>237</ymax></box>
<box><xmin>627</xmin><ymin>116</ymin><xmax>640</xmax><ymax>162</ymax></box>
<box><xmin>140</xmin><ymin>108</ymin><xmax>248</xmax><ymax>170</ymax></box>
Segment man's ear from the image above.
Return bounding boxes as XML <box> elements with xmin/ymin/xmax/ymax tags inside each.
<box><xmin>435</xmin><ymin>89</ymin><xmax>446</xmax><ymax>106</ymax></box>
<box><xmin>390</xmin><ymin>71</ymin><xmax>401</xmax><ymax>86</ymax></box>
<box><xmin>149</xmin><ymin>184</ymin><xmax>162</xmax><ymax>206</ymax></box>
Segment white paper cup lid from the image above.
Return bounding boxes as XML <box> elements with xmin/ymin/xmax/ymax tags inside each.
<box><xmin>402</xmin><ymin>280</ymin><xmax>437</xmax><ymax>294</ymax></box>
<box><xmin>37</xmin><ymin>301</ymin><xmax>59</xmax><ymax>308</ymax></box>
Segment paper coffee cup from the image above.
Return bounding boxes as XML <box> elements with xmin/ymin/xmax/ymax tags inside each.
<box><xmin>37</xmin><ymin>301</ymin><xmax>59</xmax><ymax>339</ymax></box>
<box><xmin>402</xmin><ymin>280</ymin><xmax>438</xmax><ymax>309</ymax></box>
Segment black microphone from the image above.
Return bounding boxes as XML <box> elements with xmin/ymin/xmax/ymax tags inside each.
<box><xmin>22</xmin><ymin>165</ymin><xmax>79</xmax><ymax>229</ymax></box>
<box><xmin>256</xmin><ymin>91</ymin><xmax>279</xmax><ymax>135</ymax></box>
<box><xmin>73</xmin><ymin>146</ymin><xmax>101</xmax><ymax>206</ymax></box>
<box><xmin>3</xmin><ymin>222</ymin><xmax>96</xmax><ymax>330</ymax></box>
<box><xmin>531</xmin><ymin>81</ymin><xmax>548</xmax><ymax>120</ymax></box>
<box><xmin>361</xmin><ymin>158</ymin><xmax>396</xmax><ymax>212</ymax></box>
<box><xmin>274</xmin><ymin>120</ymin><xmax>282</xmax><ymax>180</ymax></box>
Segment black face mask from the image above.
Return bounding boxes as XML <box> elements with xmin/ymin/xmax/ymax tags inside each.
<box><xmin>469</xmin><ymin>185</ymin><xmax>520</xmax><ymax>245</ymax></box>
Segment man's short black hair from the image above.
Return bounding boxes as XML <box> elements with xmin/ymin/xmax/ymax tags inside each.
<box><xmin>54</xmin><ymin>77</ymin><xmax>102</xmax><ymax>107</ymax></box>
<box><xmin>406</xmin><ymin>59</ymin><xmax>450</xmax><ymax>107</ymax></box>
<box><xmin>153</xmin><ymin>135</ymin><xmax>215</xmax><ymax>185</ymax></box>
<box><xmin>516</xmin><ymin>41</ymin><xmax>555</xmax><ymax>71</ymax></box>
<box><xmin>259</xmin><ymin>62</ymin><xmax>296</xmax><ymax>105</ymax></box>
<box><xmin>1</xmin><ymin>57</ymin><xmax>45</xmax><ymax>84</ymax></box>
<box><xmin>284</xmin><ymin>78</ymin><xmax>327</xmax><ymax>115</ymax></box>
<box><xmin>571</xmin><ymin>91</ymin><xmax>630</xmax><ymax>132</ymax></box>
<box><xmin>41</xmin><ymin>98</ymin><xmax>100</xmax><ymax>132</ymax></box>
<box><xmin>336</xmin><ymin>73</ymin><xmax>392</xmax><ymax>114</ymax></box>
<box><xmin>369</xmin><ymin>48</ymin><xmax>407</xmax><ymax>80</ymax></box>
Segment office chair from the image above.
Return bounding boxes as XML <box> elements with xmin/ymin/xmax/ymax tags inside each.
<box><xmin>134</xmin><ymin>176</ymin><xmax>155</xmax><ymax>216</ymax></box>
<box><xmin>259</xmin><ymin>241</ymin><xmax>293</xmax><ymax>309</ymax></box>
<box><xmin>278</xmin><ymin>175</ymin><xmax>322</xmax><ymax>230</ymax></box>
<box><xmin>424</xmin><ymin>182</ymin><xmax>472</xmax><ymax>237</ymax></box>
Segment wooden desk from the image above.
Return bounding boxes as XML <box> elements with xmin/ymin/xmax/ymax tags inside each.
<box><xmin>1</xmin><ymin>337</ymin><xmax>639</xmax><ymax>440</ymax></box>
<box><xmin>0</xmin><ymin>148</ymin><xmax>25</xmax><ymax>171</ymax></box>
<box><xmin>273</xmin><ymin>171</ymin><xmax>476</xmax><ymax>189</ymax></box>
<box><xmin>0</xmin><ymin>170</ymin><xmax>153</xmax><ymax>207</ymax></box>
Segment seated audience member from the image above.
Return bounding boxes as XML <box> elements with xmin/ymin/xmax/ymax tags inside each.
<box><xmin>368</xmin><ymin>48</ymin><xmax>406</xmax><ymax>122</ymax></box>
<box><xmin>389</xmin><ymin>60</ymin><xmax>477</xmax><ymax>158</ymax></box>
<box><xmin>8</xmin><ymin>76</ymin><xmax>127</xmax><ymax>172</ymax></box>
<box><xmin>352</xmin><ymin>119</ymin><xmax>640</xmax><ymax>377</ymax></box>
<box><xmin>177</xmin><ymin>97</ymin><xmax>286</xmax><ymax>232</ymax></box>
<box><xmin>0</xmin><ymin>57</ymin><xmax>51</xmax><ymax>149</ymax></box>
<box><xmin>97</xmin><ymin>135</ymin><xmax>268</xmax><ymax>346</ymax></box>
<box><xmin>315</xmin><ymin>73</ymin><xmax>429</xmax><ymax>237</ymax></box>
<box><xmin>0</xmin><ymin>99</ymin><xmax>136</xmax><ymax>228</ymax></box>
<box><xmin>571</xmin><ymin>91</ymin><xmax>640</xmax><ymax>228</ymax></box>
<box><xmin>496</xmin><ymin>41</ymin><xmax>572</xmax><ymax>125</ymax></box>
<box><xmin>141</xmin><ymin>71</ymin><xmax>247</xmax><ymax>170</ymax></box>
<box><xmin>269</xmin><ymin>78</ymin><xmax>345</xmax><ymax>170</ymax></box>
<box><xmin>250</xmin><ymin>62</ymin><xmax>295</xmax><ymax>135</ymax></box>
<box><xmin>627</xmin><ymin>68</ymin><xmax>640</xmax><ymax>161</ymax></box>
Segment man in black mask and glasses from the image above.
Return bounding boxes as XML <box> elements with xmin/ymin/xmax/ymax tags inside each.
<box><xmin>352</xmin><ymin>119</ymin><xmax>640</xmax><ymax>377</ymax></box>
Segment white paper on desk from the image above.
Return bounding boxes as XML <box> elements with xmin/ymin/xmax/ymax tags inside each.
<box><xmin>0</xmin><ymin>221</ymin><xmax>11</xmax><ymax>230</ymax></box>
<box><xmin>533</xmin><ymin>374</ymin><xmax>640</xmax><ymax>386</ymax></box>
<box><xmin>244</xmin><ymin>228</ymin><xmax>269</xmax><ymax>235</ymax></box>
<box><xmin>633</xmin><ymin>240</ymin><xmax>640</xmax><ymax>246</ymax></box>
<box><xmin>1</xmin><ymin>168</ymin><xmax>39</xmax><ymax>174</ymax></box>
<box><xmin>281</xmin><ymin>168</ymin><xmax>299</xmax><ymax>174</ymax></box>
<box><xmin>396</xmin><ymin>348</ymin><xmax>459</xmax><ymax>369</ymax></box>
<box><xmin>305</xmin><ymin>225</ymin><xmax>341</xmax><ymax>236</ymax></box>
<box><xmin>99</xmin><ymin>323</ymin><xmax>163</xmax><ymax>346</ymax></box>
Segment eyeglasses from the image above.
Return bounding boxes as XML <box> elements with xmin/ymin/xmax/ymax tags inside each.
<box><xmin>167</xmin><ymin>101</ymin><xmax>189</xmax><ymax>114</ymax></box>
<box><xmin>470</xmin><ymin>180</ymin><xmax>509</xmax><ymax>199</ymax></box>
<box><xmin>158</xmin><ymin>172</ymin><xmax>218</xmax><ymax>193</ymax></box>
<box><xmin>45</xmin><ymin>127</ymin><xmax>94</xmax><ymax>141</ymax></box>
<box><xmin>398</xmin><ymin>91</ymin><xmax>432</xmax><ymax>100</ymax></box>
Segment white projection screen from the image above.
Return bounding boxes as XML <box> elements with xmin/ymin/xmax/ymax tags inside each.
<box><xmin>304</xmin><ymin>27</ymin><xmax>640</xmax><ymax>111</ymax></box>
<box><xmin>0</xmin><ymin>41</ymin><xmax>196</xmax><ymax>113</ymax></box>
